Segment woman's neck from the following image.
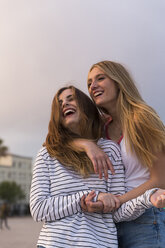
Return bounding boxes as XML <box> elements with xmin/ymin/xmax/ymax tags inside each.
<box><xmin>107</xmin><ymin>107</ymin><xmax>120</xmax><ymax>124</ymax></box>
<box><xmin>105</xmin><ymin>110</ymin><xmax>122</xmax><ymax>142</ymax></box>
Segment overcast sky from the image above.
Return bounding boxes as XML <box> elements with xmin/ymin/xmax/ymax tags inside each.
<box><xmin>0</xmin><ymin>0</ymin><xmax>165</xmax><ymax>158</ymax></box>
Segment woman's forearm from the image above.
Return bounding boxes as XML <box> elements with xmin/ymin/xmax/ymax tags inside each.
<box><xmin>119</xmin><ymin>178</ymin><xmax>158</xmax><ymax>204</ymax></box>
<box><xmin>120</xmin><ymin>152</ymin><xmax>165</xmax><ymax>204</ymax></box>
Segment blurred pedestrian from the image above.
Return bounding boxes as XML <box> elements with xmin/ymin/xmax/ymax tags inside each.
<box><xmin>0</xmin><ymin>202</ymin><xmax>10</xmax><ymax>230</ymax></box>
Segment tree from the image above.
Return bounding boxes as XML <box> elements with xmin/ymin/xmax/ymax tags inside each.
<box><xmin>0</xmin><ymin>181</ymin><xmax>25</xmax><ymax>203</ymax></box>
<box><xmin>0</xmin><ymin>139</ymin><xmax>8</xmax><ymax>156</ymax></box>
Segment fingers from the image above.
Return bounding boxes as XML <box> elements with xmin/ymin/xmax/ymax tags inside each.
<box><xmin>92</xmin><ymin>159</ymin><xmax>98</xmax><ymax>174</ymax></box>
<box><xmin>150</xmin><ymin>189</ymin><xmax>165</xmax><ymax>208</ymax></box>
<box><xmin>85</xmin><ymin>191</ymin><xmax>96</xmax><ymax>202</ymax></box>
<box><xmin>98</xmin><ymin>193</ymin><xmax>121</xmax><ymax>213</ymax></box>
<box><xmin>81</xmin><ymin>192</ymin><xmax>121</xmax><ymax>214</ymax></box>
<box><xmin>81</xmin><ymin>191</ymin><xmax>104</xmax><ymax>213</ymax></box>
<box><xmin>87</xmin><ymin>146</ymin><xmax>115</xmax><ymax>179</ymax></box>
<box><xmin>115</xmin><ymin>197</ymin><xmax>121</xmax><ymax>209</ymax></box>
<box><xmin>103</xmin><ymin>196</ymin><xmax>120</xmax><ymax>213</ymax></box>
<box><xmin>102</xmin><ymin>161</ymin><xmax>108</xmax><ymax>180</ymax></box>
<box><xmin>81</xmin><ymin>191</ymin><xmax>96</xmax><ymax>212</ymax></box>
<box><xmin>85</xmin><ymin>201</ymin><xmax>104</xmax><ymax>213</ymax></box>
<box><xmin>103</xmin><ymin>197</ymin><xmax>116</xmax><ymax>213</ymax></box>
<box><xmin>80</xmin><ymin>195</ymin><xmax>87</xmax><ymax>211</ymax></box>
<box><xmin>106</xmin><ymin>158</ymin><xmax>115</xmax><ymax>175</ymax></box>
<box><xmin>156</xmin><ymin>194</ymin><xmax>165</xmax><ymax>208</ymax></box>
<box><xmin>92</xmin><ymin>159</ymin><xmax>107</xmax><ymax>180</ymax></box>
<box><xmin>97</xmin><ymin>160</ymin><xmax>103</xmax><ymax>179</ymax></box>
<box><xmin>94</xmin><ymin>158</ymin><xmax>115</xmax><ymax>180</ymax></box>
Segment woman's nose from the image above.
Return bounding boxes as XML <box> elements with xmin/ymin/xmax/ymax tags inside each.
<box><xmin>91</xmin><ymin>80</ymin><xmax>97</xmax><ymax>90</ymax></box>
<box><xmin>62</xmin><ymin>101</ymin><xmax>69</xmax><ymax>108</ymax></box>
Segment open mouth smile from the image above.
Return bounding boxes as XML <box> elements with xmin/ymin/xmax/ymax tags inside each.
<box><xmin>63</xmin><ymin>108</ymin><xmax>76</xmax><ymax>117</ymax></box>
<box><xmin>93</xmin><ymin>91</ymin><xmax>103</xmax><ymax>97</ymax></box>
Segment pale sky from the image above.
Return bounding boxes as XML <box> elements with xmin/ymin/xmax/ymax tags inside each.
<box><xmin>0</xmin><ymin>0</ymin><xmax>165</xmax><ymax>158</ymax></box>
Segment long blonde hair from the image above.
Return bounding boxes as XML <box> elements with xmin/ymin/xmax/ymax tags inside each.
<box><xmin>45</xmin><ymin>86</ymin><xmax>102</xmax><ymax>176</ymax></box>
<box><xmin>88</xmin><ymin>61</ymin><xmax>165</xmax><ymax>167</ymax></box>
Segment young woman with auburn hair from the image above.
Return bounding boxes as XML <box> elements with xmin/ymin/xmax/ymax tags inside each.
<box><xmin>74</xmin><ymin>61</ymin><xmax>165</xmax><ymax>247</ymax></box>
<box><xmin>30</xmin><ymin>85</ymin><xmax>165</xmax><ymax>248</ymax></box>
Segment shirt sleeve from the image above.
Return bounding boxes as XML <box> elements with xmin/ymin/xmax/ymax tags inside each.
<box><xmin>30</xmin><ymin>150</ymin><xmax>92</xmax><ymax>222</ymax></box>
<box><xmin>113</xmin><ymin>189</ymin><xmax>156</xmax><ymax>223</ymax></box>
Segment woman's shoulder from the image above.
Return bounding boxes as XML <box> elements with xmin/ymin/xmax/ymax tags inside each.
<box><xmin>36</xmin><ymin>146</ymin><xmax>54</xmax><ymax>162</ymax></box>
<box><xmin>37</xmin><ymin>146</ymin><xmax>49</xmax><ymax>157</ymax></box>
<box><xmin>97</xmin><ymin>138</ymin><xmax>121</xmax><ymax>157</ymax></box>
<box><xmin>34</xmin><ymin>146</ymin><xmax>60</xmax><ymax>170</ymax></box>
<box><xmin>98</xmin><ymin>137</ymin><xmax>119</xmax><ymax>147</ymax></box>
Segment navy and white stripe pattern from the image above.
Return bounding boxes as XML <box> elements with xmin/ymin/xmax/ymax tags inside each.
<box><xmin>30</xmin><ymin>138</ymin><xmax>153</xmax><ymax>248</ymax></box>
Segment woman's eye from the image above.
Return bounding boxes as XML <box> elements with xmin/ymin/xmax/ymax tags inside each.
<box><xmin>59</xmin><ymin>100</ymin><xmax>62</xmax><ymax>106</ymax></box>
<box><xmin>98</xmin><ymin>77</ymin><xmax>104</xmax><ymax>81</ymax></box>
<box><xmin>68</xmin><ymin>98</ymin><xmax>74</xmax><ymax>103</ymax></box>
<box><xmin>88</xmin><ymin>83</ymin><xmax>91</xmax><ymax>88</ymax></box>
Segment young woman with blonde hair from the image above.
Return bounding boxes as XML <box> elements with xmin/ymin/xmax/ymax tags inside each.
<box><xmin>30</xmin><ymin>85</ymin><xmax>165</xmax><ymax>248</ymax></box>
<box><xmin>73</xmin><ymin>61</ymin><xmax>165</xmax><ymax>248</ymax></box>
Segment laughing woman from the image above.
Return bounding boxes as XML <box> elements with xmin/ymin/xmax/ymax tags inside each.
<box><xmin>72</xmin><ymin>61</ymin><xmax>165</xmax><ymax>248</ymax></box>
<box><xmin>30</xmin><ymin>86</ymin><xmax>165</xmax><ymax>248</ymax></box>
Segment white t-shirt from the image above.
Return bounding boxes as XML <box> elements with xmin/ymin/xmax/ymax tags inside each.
<box><xmin>120</xmin><ymin>138</ymin><xmax>150</xmax><ymax>192</ymax></box>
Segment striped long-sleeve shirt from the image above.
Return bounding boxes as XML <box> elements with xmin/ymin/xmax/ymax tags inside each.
<box><xmin>30</xmin><ymin>138</ymin><xmax>154</xmax><ymax>248</ymax></box>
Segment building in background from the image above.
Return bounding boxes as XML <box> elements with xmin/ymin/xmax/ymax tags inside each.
<box><xmin>0</xmin><ymin>154</ymin><xmax>32</xmax><ymax>214</ymax></box>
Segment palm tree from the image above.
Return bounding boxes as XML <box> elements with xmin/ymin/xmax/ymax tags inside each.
<box><xmin>0</xmin><ymin>139</ymin><xmax>8</xmax><ymax>156</ymax></box>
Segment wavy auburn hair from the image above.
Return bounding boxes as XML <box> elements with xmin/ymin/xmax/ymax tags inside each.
<box><xmin>88</xmin><ymin>61</ymin><xmax>165</xmax><ymax>167</ymax></box>
<box><xmin>45</xmin><ymin>86</ymin><xmax>102</xmax><ymax>176</ymax></box>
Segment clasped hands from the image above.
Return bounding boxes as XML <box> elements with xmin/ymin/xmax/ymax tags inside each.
<box><xmin>81</xmin><ymin>191</ymin><xmax>121</xmax><ymax>213</ymax></box>
<box><xmin>81</xmin><ymin>189</ymin><xmax>165</xmax><ymax>213</ymax></box>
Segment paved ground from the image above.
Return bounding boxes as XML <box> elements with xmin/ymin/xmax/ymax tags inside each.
<box><xmin>0</xmin><ymin>216</ymin><xmax>43</xmax><ymax>248</ymax></box>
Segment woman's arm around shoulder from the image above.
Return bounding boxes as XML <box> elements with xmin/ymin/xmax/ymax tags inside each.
<box><xmin>70</xmin><ymin>138</ymin><xmax>115</xmax><ymax>179</ymax></box>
